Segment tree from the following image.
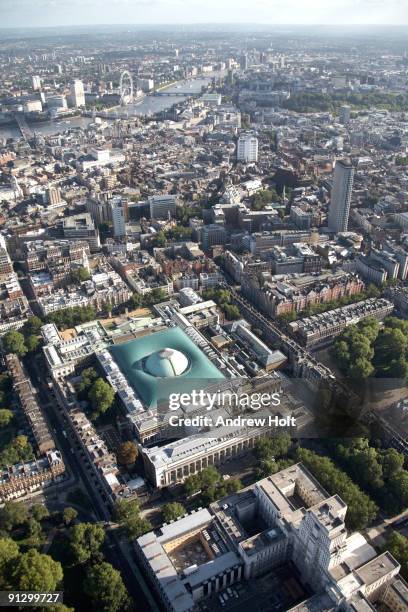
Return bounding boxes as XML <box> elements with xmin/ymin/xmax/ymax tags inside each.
<box><xmin>88</xmin><ymin>379</ymin><xmax>115</xmax><ymax>417</ymax></box>
<box><xmin>11</xmin><ymin>550</ymin><xmax>63</xmax><ymax>591</ymax></box>
<box><xmin>113</xmin><ymin>499</ymin><xmax>151</xmax><ymax>538</ymax></box>
<box><xmin>162</xmin><ymin>502</ymin><xmax>186</xmax><ymax>523</ymax></box>
<box><xmin>130</xmin><ymin>293</ymin><xmax>142</xmax><ymax>310</ymax></box>
<box><xmin>223</xmin><ymin>304</ymin><xmax>240</xmax><ymax>320</ymax></box>
<box><xmin>71</xmin><ymin>267</ymin><xmax>91</xmax><ymax>283</ymax></box>
<box><xmin>114</xmin><ymin>499</ymin><xmax>140</xmax><ymax>524</ymax></box>
<box><xmin>0</xmin><ymin>502</ymin><xmax>29</xmax><ymax>532</ymax></box>
<box><xmin>116</xmin><ymin>441</ymin><xmax>138</xmax><ymax>466</ymax></box>
<box><xmin>0</xmin><ymin>409</ymin><xmax>13</xmax><ymax>428</ymax></box>
<box><xmin>200</xmin><ymin>467</ymin><xmax>220</xmax><ymax>488</ymax></box>
<box><xmin>62</xmin><ymin>507</ymin><xmax>78</xmax><ymax>526</ymax></box>
<box><xmin>22</xmin><ymin>316</ymin><xmax>43</xmax><ymax>336</ymax></box>
<box><xmin>78</xmin><ymin>367</ymin><xmax>98</xmax><ymax>395</ymax></box>
<box><xmin>385</xmin><ymin>532</ymin><xmax>408</xmax><ymax>579</ymax></box>
<box><xmin>389</xmin><ymin>471</ymin><xmax>408</xmax><ymax>508</ymax></box>
<box><xmin>374</xmin><ymin>328</ymin><xmax>407</xmax><ymax>375</ymax></box>
<box><xmin>184</xmin><ymin>474</ymin><xmax>201</xmax><ymax>496</ymax></box>
<box><xmin>380</xmin><ymin>449</ymin><xmax>405</xmax><ymax>479</ymax></box>
<box><xmin>24</xmin><ymin>517</ymin><xmax>44</xmax><ymax>547</ymax></box>
<box><xmin>70</xmin><ymin>523</ymin><xmax>105</xmax><ymax>564</ymax></box>
<box><xmin>296</xmin><ymin>448</ymin><xmax>378</xmax><ymax>530</ymax></box>
<box><xmin>2</xmin><ymin>331</ymin><xmax>27</xmax><ymax>356</ymax></box>
<box><xmin>254</xmin><ymin>434</ymin><xmax>291</xmax><ymax>462</ymax></box>
<box><xmin>0</xmin><ymin>538</ymin><xmax>19</xmax><ymax>585</ymax></box>
<box><xmin>31</xmin><ymin>505</ymin><xmax>49</xmax><ymax>522</ymax></box>
<box><xmin>143</xmin><ymin>288</ymin><xmax>167</xmax><ymax>306</ymax></box>
<box><xmin>0</xmin><ymin>435</ymin><xmax>33</xmax><ymax>469</ymax></box>
<box><xmin>25</xmin><ymin>335</ymin><xmax>39</xmax><ymax>353</ymax></box>
<box><xmin>83</xmin><ymin>562</ymin><xmax>129</xmax><ymax>612</ymax></box>
<box><xmin>348</xmin><ymin>357</ymin><xmax>374</xmax><ymax>380</ymax></box>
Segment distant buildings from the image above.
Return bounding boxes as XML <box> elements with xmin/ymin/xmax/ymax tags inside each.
<box><xmin>289</xmin><ymin>298</ymin><xmax>394</xmax><ymax>348</ymax></box>
<box><xmin>149</xmin><ymin>195</ymin><xmax>178</xmax><ymax>220</ymax></box>
<box><xmin>339</xmin><ymin>104</ymin><xmax>351</xmax><ymax>124</ymax></box>
<box><xmin>111</xmin><ymin>197</ymin><xmax>127</xmax><ymax>238</ymax></box>
<box><xmin>201</xmin><ymin>224</ymin><xmax>227</xmax><ymax>251</ymax></box>
<box><xmin>328</xmin><ymin>160</ymin><xmax>354</xmax><ymax>233</ymax></box>
<box><xmin>69</xmin><ymin>79</ymin><xmax>85</xmax><ymax>108</ymax></box>
<box><xmin>60</xmin><ymin>213</ymin><xmax>100</xmax><ymax>251</ymax></box>
<box><xmin>241</xmin><ymin>271</ymin><xmax>364</xmax><ymax>319</ymax></box>
<box><xmin>237</xmin><ymin>133</ymin><xmax>258</xmax><ymax>163</ymax></box>
<box><xmin>31</xmin><ymin>75</ymin><xmax>41</xmax><ymax>91</ymax></box>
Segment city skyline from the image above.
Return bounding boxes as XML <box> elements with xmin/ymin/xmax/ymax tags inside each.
<box><xmin>1</xmin><ymin>0</ymin><xmax>408</xmax><ymax>28</ymax></box>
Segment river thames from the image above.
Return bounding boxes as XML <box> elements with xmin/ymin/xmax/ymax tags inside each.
<box><xmin>0</xmin><ymin>76</ymin><xmax>214</xmax><ymax>139</ymax></box>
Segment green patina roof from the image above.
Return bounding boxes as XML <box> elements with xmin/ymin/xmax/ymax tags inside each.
<box><xmin>109</xmin><ymin>327</ymin><xmax>225</xmax><ymax>408</ymax></box>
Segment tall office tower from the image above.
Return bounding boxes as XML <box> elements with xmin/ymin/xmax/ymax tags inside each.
<box><xmin>241</xmin><ymin>53</ymin><xmax>249</xmax><ymax>70</ymax></box>
<box><xmin>328</xmin><ymin>159</ymin><xmax>354</xmax><ymax>233</ymax></box>
<box><xmin>339</xmin><ymin>105</ymin><xmax>351</xmax><ymax>124</ymax></box>
<box><xmin>149</xmin><ymin>195</ymin><xmax>177</xmax><ymax>220</ymax></box>
<box><xmin>111</xmin><ymin>197</ymin><xmax>127</xmax><ymax>238</ymax></box>
<box><xmin>31</xmin><ymin>75</ymin><xmax>41</xmax><ymax>91</ymax></box>
<box><xmin>237</xmin><ymin>134</ymin><xmax>258</xmax><ymax>163</ymax></box>
<box><xmin>0</xmin><ymin>235</ymin><xmax>13</xmax><ymax>282</ymax></box>
<box><xmin>69</xmin><ymin>79</ymin><xmax>85</xmax><ymax>108</ymax></box>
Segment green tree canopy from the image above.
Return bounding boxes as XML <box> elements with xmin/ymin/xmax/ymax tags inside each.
<box><xmin>0</xmin><ymin>409</ymin><xmax>13</xmax><ymax>428</ymax></box>
<box><xmin>2</xmin><ymin>331</ymin><xmax>27</xmax><ymax>356</ymax></box>
<box><xmin>11</xmin><ymin>550</ymin><xmax>63</xmax><ymax>591</ymax></box>
<box><xmin>0</xmin><ymin>502</ymin><xmax>29</xmax><ymax>532</ymax></box>
<box><xmin>83</xmin><ymin>562</ymin><xmax>129</xmax><ymax>612</ymax></box>
<box><xmin>0</xmin><ymin>537</ymin><xmax>19</xmax><ymax>585</ymax></box>
<box><xmin>70</xmin><ymin>523</ymin><xmax>105</xmax><ymax>564</ymax></box>
<box><xmin>22</xmin><ymin>316</ymin><xmax>43</xmax><ymax>336</ymax></box>
<box><xmin>385</xmin><ymin>532</ymin><xmax>408</xmax><ymax>579</ymax></box>
<box><xmin>88</xmin><ymin>379</ymin><xmax>115</xmax><ymax>417</ymax></box>
<box><xmin>162</xmin><ymin>502</ymin><xmax>186</xmax><ymax>523</ymax></box>
<box><xmin>71</xmin><ymin>267</ymin><xmax>91</xmax><ymax>283</ymax></box>
<box><xmin>62</xmin><ymin>507</ymin><xmax>78</xmax><ymax>526</ymax></box>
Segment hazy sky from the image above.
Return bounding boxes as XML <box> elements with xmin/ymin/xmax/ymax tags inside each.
<box><xmin>1</xmin><ymin>0</ymin><xmax>408</xmax><ymax>28</ymax></box>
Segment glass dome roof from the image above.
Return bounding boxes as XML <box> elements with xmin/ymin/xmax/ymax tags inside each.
<box><xmin>144</xmin><ymin>348</ymin><xmax>189</xmax><ymax>378</ymax></box>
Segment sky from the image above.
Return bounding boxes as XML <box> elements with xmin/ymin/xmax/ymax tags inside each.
<box><xmin>1</xmin><ymin>0</ymin><xmax>408</xmax><ymax>28</ymax></box>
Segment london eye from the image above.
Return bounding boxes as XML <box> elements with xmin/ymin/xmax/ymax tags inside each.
<box><xmin>119</xmin><ymin>70</ymin><xmax>134</xmax><ymax>105</ymax></box>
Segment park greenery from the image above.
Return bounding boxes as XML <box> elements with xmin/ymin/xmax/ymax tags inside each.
<box><xmin>0</xmin><ymin>409</ymin><xmax>13</xmax><ymax>428</ymax></box>
<box><xmin>162</xmin><ymin>502</ymin><xmax>186</xmax><ymax>523</ymax></box>
<box><xmin>332</xmin><ymin>316</ymin><xmax>408</xmax><ymax>380</ymax></box>
<box><xmin>77</xmin><ymin>367</ymin><xmax>116</xmax><ymax>421</ymax></box>
<box><xmin>1</xmin><ymin>315</ymin><xmax>44</xmax><ymax>356</ymax></box>
<box><xmin>130</xmin><ymin>288</ymin><xmax>167</xmax><ymax>310</ymax></box>
<box><xmin>0</xmin><ymin>435</ymin><xmax>33</xmax><ymax>470</ymax></box>
<box><xmin>295</xmin><ymin>447</ymin><xmax>378</xmax><ymax>530</ymax></box>
<box><xmin>0</xmin><ymin>504</ymin><xmax>64</xmax><ymax>592</ymax></box>
<box><xmin>282</xmin><ymin>91</ymin><xmax>408</xmax><ymax>114</ymax></box>
<box><xmin>202</xmin><ymin>287</ymin><xmax>240</xmax><ymax>321</ymax></box>
<box><xmin>385</xmin><ymin>532</ymin><xmax>408</xmax><ymax>580</ymax></box>
<box><xmin>278</xmin><ymin>285</ymin><xmax>381</xmax><ymax>323</ymax></box>
<box><xmin>253</xmin><ymin>434</ymin><xmax>294</xmax><ymax>477</ymax></box>
<box><xmin>252</xmin><ymin>188</ymin><xmax>280</xmax><ymax>210</ymax></box>
<box><xmin>46</xmin><ymin>305</ymin><xmax>96</xmax><ymax>330</ymax></box>
<box><xmin>327</xmin><ymin>438</ymin><xmax>408</xmax><ymax>515</ymax></box>
<box><xmin>69</xmin><ymin>522</ymin><xmax>105</xmax><ymax>565</ymax></box>
<box><xmin>114</xmin><ymin>498</ymin><xmax>152</xmax><ymax>539</ymax></box>
<box><xmin>184</xmin><ymin>466</ymin><xmax>242</xmax><ymax>504</ymax></box>
<box><xmin>70</xmin><ymin>267</ymin><xmax>91</xmax><ymax>283</ymax></box>
<box><xmin>83</xmin><ymin>561</ymin><xmax>130</xmax><ymax>612</ymax></box>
